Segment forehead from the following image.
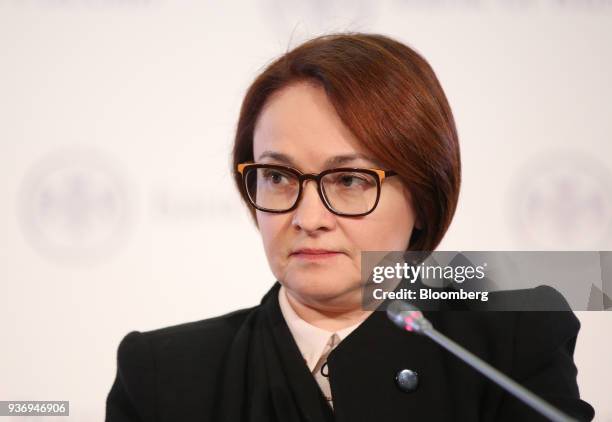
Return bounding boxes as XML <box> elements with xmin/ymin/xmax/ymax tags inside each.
<box><xmin>253</xmin><ymin>81</ymin><xmax>379</xmax><ymax>170</ymax></box>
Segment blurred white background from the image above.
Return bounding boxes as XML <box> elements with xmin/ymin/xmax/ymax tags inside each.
<box><xmin>1</xmin><ymin>0</ymin><xmax>611</xmax><ymax>420</ymax></box>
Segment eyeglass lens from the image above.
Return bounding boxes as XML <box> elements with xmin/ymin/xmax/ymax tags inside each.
<box><xmin>244</xmin><ymin>167</ymin><xmax>379</xmax><ymax>215</ymax></box>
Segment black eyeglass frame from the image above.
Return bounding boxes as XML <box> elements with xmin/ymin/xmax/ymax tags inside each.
<box><xmin>236</xmin><ymin>162</ymin><xmax>398</xmax><ymax>217</ymax></box>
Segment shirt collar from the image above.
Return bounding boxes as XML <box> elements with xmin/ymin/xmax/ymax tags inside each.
<box><xmin>278</xmin><ymin>284</ymin><xmax>364</xmax><ymax>372</ymax></box>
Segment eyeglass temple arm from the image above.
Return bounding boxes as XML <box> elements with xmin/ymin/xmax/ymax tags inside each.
<box><xmin>377</xmin><ymin>169</ymin><xmax>398</xmax><ymax>182</ymax></box>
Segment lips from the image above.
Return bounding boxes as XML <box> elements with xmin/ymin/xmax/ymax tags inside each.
<box><xmin>291</xmin><ymin>248</ymin><xmax>340</xmax><ymax>255</ymax></box>
<box><xmin>290</xmin><ymin>248</ymin><xmax>343</xmax><ymax>260</ymax></box>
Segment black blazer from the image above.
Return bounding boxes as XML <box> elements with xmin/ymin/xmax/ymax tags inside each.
<box><xmin>105</xmin><ymin>281</ymin><xmax>595</xmax><ymax>421</ymax></box>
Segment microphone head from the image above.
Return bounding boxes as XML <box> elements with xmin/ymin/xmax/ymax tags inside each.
<box><xmin>386</xmin><ymin>300</ymin><xmax>429</xmax><ymax>334</ymax></box>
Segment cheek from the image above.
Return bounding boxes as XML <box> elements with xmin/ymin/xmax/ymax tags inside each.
<box><xmin>257</xmin><ymin>213</ymin><xmax>279</xmax><ymax>251</ymax></box>
<box><xmin>346</xmin><ymin>189</ymin><xmax>416</xmax><ymax>251</ymax></box>
<box><xmin>256</xmin><ymin>212</ymin><xmax>290</xmax><ymax>271</ymax></box>
<box><xmin>346</xmin><ymin>220</ymin><xmax>413</xmax><ymax>252</ymax></box>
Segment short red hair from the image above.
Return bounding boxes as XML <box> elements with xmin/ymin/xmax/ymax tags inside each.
<box><xmin>232</xmin><ymin>32</ymin><xmax>461</xmax><ymax>251</ymax></box>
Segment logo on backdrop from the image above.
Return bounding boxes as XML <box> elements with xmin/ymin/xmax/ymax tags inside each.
<box><xmin>509</xmin><ymin>149</ymin><xmax>612</xmax><ymax>249</ymax></box>
<box><xmin>18</xmin><ymin>147</ymin><xmax>132</xmax><ymax>265</ymax></box>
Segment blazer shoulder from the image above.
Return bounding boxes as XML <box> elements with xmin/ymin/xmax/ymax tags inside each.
<box><xmin>508</xmin><ymin>286</ymin><xmax>580</xmax><ymax>372</ymax></box>
<box><xmin>474</xmin><ymin>285</ymin><xmax>580</xmax><ymax>361</ymax></box>
<box><xmin>133</xmin><ymin>304</ymin><xmax>260</xmax><ymax>370</ymax></box>
<box><xmin>113</xmin><ymin>303</ymin><xmax>259</xmax><ymax>373</ymax></box>
<box><xmin>106</xmin><ymin>305</ymin><xmax>260</xmax><ymax>421</ymax></box>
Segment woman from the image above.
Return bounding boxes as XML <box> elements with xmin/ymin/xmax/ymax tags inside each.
<box><xmin>105</xmin><ymin>32</ymin><xmax>594</xmax><ymax>421</ymax></box>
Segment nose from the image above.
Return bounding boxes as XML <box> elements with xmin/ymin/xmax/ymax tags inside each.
<box><xmin>291</xmin><ymin>179</ymin><xmax>336</xmax><ymax>233</ymax></box>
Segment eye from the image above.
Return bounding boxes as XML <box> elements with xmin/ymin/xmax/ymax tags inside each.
<box><xmin>262</xmin><ymin>169</ymin><xmax>294</xmax><ymax>185</ymax></box>
<box><xmin>331</xmin><ymin>172</ymin><xmax>375</xmax><ymax>189</ymax></box>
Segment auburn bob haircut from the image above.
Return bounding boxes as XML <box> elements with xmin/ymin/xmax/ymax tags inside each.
<box><xmin>231</xmin><ymin>32</ymin><xmax>461</xmax><ymax>251</ymax></box>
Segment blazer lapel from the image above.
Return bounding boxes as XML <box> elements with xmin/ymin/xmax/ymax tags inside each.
<box><xmin>263</xmin><ymin>282</ymin><xmax>335</xmax><ymax>422</ymax></box>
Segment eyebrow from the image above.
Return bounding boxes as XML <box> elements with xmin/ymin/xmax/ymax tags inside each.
<box><xmin>256</xmin><ymin>151</ymin><xmax>384</xmax><ymax>169</ymax></box>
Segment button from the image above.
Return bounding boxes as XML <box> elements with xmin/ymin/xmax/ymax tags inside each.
<box><xmin>395</xmin><ymin>369</ymin><xmax>419</xmax><ymax>392</ymax></box>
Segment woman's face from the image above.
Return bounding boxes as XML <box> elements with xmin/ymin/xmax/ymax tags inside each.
<box><xmin>252</xmin><ymin>81</ymin><xmax>418</xmax><ymax>311</ymax></box>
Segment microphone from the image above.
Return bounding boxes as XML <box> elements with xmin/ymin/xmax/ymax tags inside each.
<box><xmin>386</xmin><ymin>300</ymin><xmax>579</xmax><ymax>422</ymax></box>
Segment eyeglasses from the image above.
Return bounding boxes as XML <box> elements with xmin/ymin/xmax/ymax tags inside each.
<box><xmin>236</xmin><ymin>162</ymin><xmax>398</xmax><ymax>217</ymax></box>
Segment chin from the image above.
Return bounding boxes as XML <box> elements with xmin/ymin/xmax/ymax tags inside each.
<box><xmin>283</xmin><ymin>271</ymin><xmax>361</xmax><ymax>303</ymax></box>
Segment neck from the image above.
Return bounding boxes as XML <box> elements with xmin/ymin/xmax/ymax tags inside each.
<box><xmin>283</xmin><ymin>286</ymin><xmax>373</xmax><ymax>332</ymax></box>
